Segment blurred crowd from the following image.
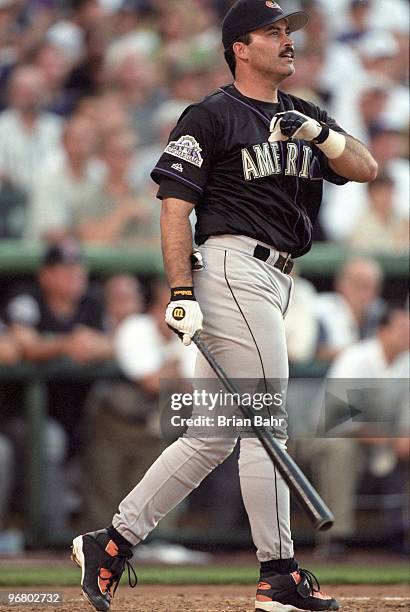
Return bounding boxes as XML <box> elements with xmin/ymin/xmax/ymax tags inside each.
<box><xmin>0</xmin><ymin>0</ymin><xmax>408</xmax><ymax>249</ymax></box>
<box><xmin>0</xmin><ymin>0</ymin><xmax>408</xmax><ymax>555</ymax></box>
<box><xmin>0</xmin><ymin>240</ymin><xmax>197</xmax><ymax>549</ymax></box>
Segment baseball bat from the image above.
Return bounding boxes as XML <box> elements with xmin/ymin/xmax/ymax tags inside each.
<box><xmin>192</xmin><ymin>332</ymin><xmax>334</xmax><ymax>532</ymax></box>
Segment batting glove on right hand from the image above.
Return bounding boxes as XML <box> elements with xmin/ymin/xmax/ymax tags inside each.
<box><xmin>269</xmin><ymin>110</ymin><xmax>322</xmax><ymax>142</ymax></box>
<box><xmin>165</xmin><ymin>287</ymin><xmax>203</xmax><ymax>346</ymax></box>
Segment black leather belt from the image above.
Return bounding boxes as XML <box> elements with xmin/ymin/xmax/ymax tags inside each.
<box><xmin>253</xmin><ymin>244</ymin><xmax>294</xmax><ymax>275</ymax></box>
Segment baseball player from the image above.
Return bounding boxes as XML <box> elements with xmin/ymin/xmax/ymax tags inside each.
<box><xmin>71</xmin><ymin>1</ymin><xmax>378</xmax><ymax>610</ymax></box>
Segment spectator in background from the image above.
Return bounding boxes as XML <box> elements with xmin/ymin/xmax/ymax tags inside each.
<box><xmin>285</xmin><ymin>270</ymin><xmax>319</xmax><ymax>364</ymax></box>
<box><xmin>357</xmin><ymin>29</ymin><xmax>407</xmax><ymax>94</ymax></box>
<box><xmin>5</xmin><ymin>240</ymin><xmax>112</xmax><ymax>455</ymax></box>
<box><xmin>0</xmin><ymin>1</ymin><xmax>57</xmax><ymax>110</ymax></box>
<box><xmin>45</xmin><ymin>0</ymin><xmax>106</xmax><ymax>68</ymax></box>
<box><xmin>131</xmin><ymin>99</ymin><xmax>188</xmax><ymax>190</ymax></box>
<box><xmin>370</xmin><ymin>126</ymin><xmax>409</xmax><ymax>219</ymax></box>
<box><xmin>157</xmin><ymin>0</ymin><xmax>220</xmax><ymax>68</ymax></box>
<box><xmin>166</xmin><ymin>59</ymin><xmax>216</xmax><ymax>105</ymax></box>
<box><xmin>104</xmin><ymin>1</ymin><xmax>160</xmax><ymax>71</ymax></box>
<box><xmin>73</xmin><ymin>128</ymin><xmax>160</xmax><ymax>247</ymax></box>
<box><xmin>0</xmin><ymin>318</ymin><xmax>20</xmax><ymax>365</ymax></box>
<box><xmin>357</xmin><ymin>79</ymin><xmax>389</xmax><ymax>139</ymax></box>
<box><xmin>72</xmin><ymin>94</ymin><xmax>101</xmax><ymax>125</ymax></box>
<box><xmin>33</xmin><ymin>42</ymin><xmax>78</xmax><ymax>117</ymax></box>
<box><xmin>82</xmin><ymin>276</ymin><xmax>196</xmax><ymax>528</ymax></box>
<box><xmin>337</xmin><ymin>0</ymin><xmax>372</xmax><ymax>45</ymax></box>
<box><xmin>26</xmin><ymin>114</ymin><xmax>102</xmax><ymax>242</ymax></box>
<box><xmin>103</xmin><ymin>274</ymin><xmax>143</xmax><ymax>333</ymax></box>
<box><xmin>6</xmin><ymin>240</ymin><xmax>111</xmax><ymax>367</ymax></box>
<box><xmin>102</xmin><ymin>50</ymin><xmax>164</xmax><ymax>147</ymax></box>
<box><xmin>113</xmin><ymin>277</ymin><xmax>196</xmax><ymax>388</ymax></box>
<box><xmin>347</xmin><ymin>174</ymin><xmax>409</xmax><ymax>253</ymax></box>
<box><xmin>157</xmin><ymin>0</ymin><xmax>205</xmax><ymax>65</ymax></box>
<box><xmin>0</xmin><ymin>65</ymin><xmax>62</xmax><ymax>196</ymax></box>
<box><xmin>356</xmin><ymin>29</ymin><xmax>409</xmax><ymax>141</ymax></box>
<box><xmin>315</xmin><ymin>257</ymin><xmax>384</xmax><ymax>361</ymax></box>
<box><xmin>321</xmin><ymin>125</ymin><xmax>409</xmax><ymax>242</ymax></box>
<box><xmin>109</xmin><ymin>0</ymin><xmax>151</xmax><ymax>41</ymax></box>
<box><xmin>0</xmin><ymin>1</ymin><xmax>21</xmax><ymax>103</ymax></box>
<box><xmin>309</xmin><ymin>307</ymin><xmax>410</xmax><ymax>556</ymax></box>
<box><xmin>94</xmin><ymin>91</ymin><xmax>134</xmax><ymax>136</ymax></box>
<box><xmin>298</xmin><ymin>0</ymin><xmax>364</xmax><ymax>106</ymax></box>
<box><xmin>65</xmin><ymin>25</ymin><xmax>109</xmax><ymax>100</ymax></box>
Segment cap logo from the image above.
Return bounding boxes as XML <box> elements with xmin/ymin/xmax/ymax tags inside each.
<box><xmin>266</xmin><ymin>1</ymin><xmax>281</xmax><ymax>8</ymax></box>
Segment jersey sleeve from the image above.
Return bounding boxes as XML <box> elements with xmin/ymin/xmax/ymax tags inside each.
<box><xmin>316</xmin><ymin>108</ymin><xmax>350</xmax><ymax>186</ymax></box>
<box><xmin>157</xmin><ymin>177</ymin><xmax>200</xmax><ymax>206</ymax></box>
<box><xmin>150</xmin><ymin>104</ymin><xmax>218</xmax><ymax>199</ymax></box>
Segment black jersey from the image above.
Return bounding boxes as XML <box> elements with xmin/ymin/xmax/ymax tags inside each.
<box><xmin>5</xmin><ymin>285</ymin><xmax>104</xmax><ymax>333</ymax></box>
<box><xmin>151</xmin><ymin>84</ymin><xmax>349</xmax><ymax>257</ymax></box>
<box><xmin>3</xmin><ymin>284</ymin><xmax>105</xmax><ymax>453</ymax></box>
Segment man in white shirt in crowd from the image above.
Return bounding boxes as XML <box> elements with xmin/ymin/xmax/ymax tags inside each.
<box><xmin>308</xmin><ymin>306</ymin><xmax>409</xmax><ymax>555</ymax></box>
<box><xmin>0</xmin><ymin>65</ymin><xmax>62</xmax><ymax>195</ymax></box>
<box><xmin>26</xmin><ymin>114</ymin><xmax>102</xmax><ymax>242</ymax></box>
<box><xmin>315</xmin><ymin>256</ymin><xmax>384</xmax><ymax>361</ymax></box>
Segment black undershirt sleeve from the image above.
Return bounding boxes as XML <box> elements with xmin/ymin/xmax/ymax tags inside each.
<box><xmin>157</xmin><ymin>178</ymin><xmax>200</xmax><ymax>206</ymax></box>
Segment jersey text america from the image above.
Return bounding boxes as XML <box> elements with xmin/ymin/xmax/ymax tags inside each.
<box><xmin>241</xmin><ymin>142</ymin><xmax>316</xmax><ymax>180</ymax></box>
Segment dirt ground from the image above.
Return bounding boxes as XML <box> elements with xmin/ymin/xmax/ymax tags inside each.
<box><xmin>0</xmin><ymin>584</ymin><xmax>409</xmax><ymax>612</ymax></box>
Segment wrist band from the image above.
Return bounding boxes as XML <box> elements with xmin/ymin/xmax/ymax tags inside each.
<box><xmin>313</xmin><ymin>123</ymin><xmax>329</xmax><ymax>145</ymax></box>
<box><xmin>170</xmin><ymin>287</ymin><xmax>196</xmax><ymax>301</ymax></box>
<box><xmin>315</xmin><ymin>126</ymin><xmax>346</xmax><ymax>159</ymax></box>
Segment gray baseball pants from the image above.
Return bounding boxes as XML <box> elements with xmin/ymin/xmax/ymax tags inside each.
<box><xmin>113</xmin><ymin>234</ymin><xmax>294</xmax><ymax>561</ymax></box>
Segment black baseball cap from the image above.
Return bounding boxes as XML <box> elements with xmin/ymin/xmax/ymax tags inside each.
<box><xmin>42</xmin><ymin>241</ymin><xmax>84</xmax><ymax>267</ymax></box>
<box><xmin>222</xmin><ymin>0</ymin><xmax>309</xmax><ymax>50</ymax></box>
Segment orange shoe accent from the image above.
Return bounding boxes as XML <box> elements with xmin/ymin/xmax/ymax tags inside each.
<box><xmin>313</xmin><ymin>590</ymin><xmax>332</xmax><ymax>600</ymax></box>
<box><xmin>257</xmin><ymin>582</ymin><xmax>272</xmax><ymax>590</ymax></box>
<box><xmin>256</xmin><ymin>594</ymin><xmax>272</xmax><ymax>602</ymax></box>
<box><xmin>98</xmin><ymin>568</ymin><xmax>113</xmax><ymax>596</ymax></box>
<box><xmin>105</xmin><ymin>540</ymin><xmax>119</xmax><ymax>557</ymax></box>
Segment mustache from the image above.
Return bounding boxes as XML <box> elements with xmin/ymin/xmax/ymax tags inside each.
<box><xmin>279</xmin><ymin>47</ymin><xmax>295</xmax><ymax>58</ymax></box>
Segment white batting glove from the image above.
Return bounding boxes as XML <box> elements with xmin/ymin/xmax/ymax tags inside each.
<box><xmin>165</xmin><ymin>287</ymin><xmax>203</xmax><ymax>346</ymax></box>
<box><xmin>269</xmin><ymin>110</ymin><xmax>346</xmax><ymax>159</ymax></box>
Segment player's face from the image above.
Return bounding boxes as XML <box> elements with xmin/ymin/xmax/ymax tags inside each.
<box><xmin>245</xmin><ymin>20</ymin><xmax>295</xmax><ymax>80</ymax></box>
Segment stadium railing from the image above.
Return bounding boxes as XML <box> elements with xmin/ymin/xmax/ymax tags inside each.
<box><xmin>0</xmin><ymin>240</ymin><xmax>408</xmax><ymax>277</ymax></box>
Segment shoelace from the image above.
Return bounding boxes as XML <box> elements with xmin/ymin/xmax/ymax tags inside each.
<box><xmin>298</xmin><ymin>568</ymin><xmax>321</xmax><ymax>594</ymax></box>
<box><xmin>100</xmin><ymin>550</ymin><xmax>138</xmax><ymax>596</ymax></box>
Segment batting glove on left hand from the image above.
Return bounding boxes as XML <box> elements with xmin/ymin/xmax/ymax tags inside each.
<box><xmin>165</xmin><ymin>287</ymin><xmax>203</xmax><ymax>346</ymax></box>
<box><xmin>269</xmin><ymin>110</ymin><xmax>322</xmax><ymax>143</ymax></box>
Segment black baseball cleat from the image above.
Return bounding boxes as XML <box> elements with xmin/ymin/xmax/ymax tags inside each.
<box><xmin>71</xmin><ymin>529</ymin><xmax>137</xmax><ymax>611</ymax></box>
<box><xmin>255</xmin><ymin>568</ymin><xmax>339</xmax><ymax>611</ymax></box>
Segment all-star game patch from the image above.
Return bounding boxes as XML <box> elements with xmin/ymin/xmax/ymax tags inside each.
<box><xmin>165</xmin><ymin>135</ymin><xmax>204</xmax><ymax>168</ymax></box>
